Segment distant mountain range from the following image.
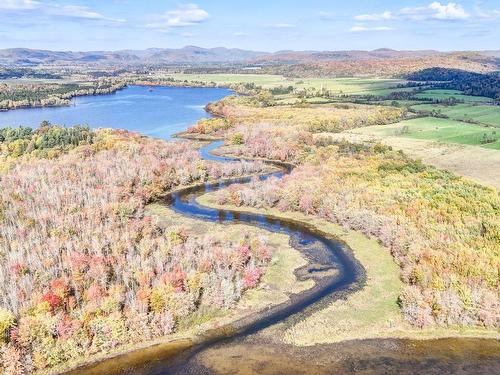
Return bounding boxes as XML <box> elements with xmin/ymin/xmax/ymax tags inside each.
<box><xmin>0</xmin><ymin>46</ymin><xmax>498</xmax><ymax>73</ymax></box>
<box><xmin>0</xmin><ymin>46</ymin><xmax>267</xmax><ymax>66</ymax></box>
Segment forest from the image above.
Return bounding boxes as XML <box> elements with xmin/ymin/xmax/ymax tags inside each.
<box><xmin>0</xmin><ymin>68</ymin><xmax>61</xmax><ymax>80</ymax></box>
<box><xmin>0</xmin><ymin>128</ymin><xmax>270</xmax><ymax>374</ymax></box>
<box><xmin>0</xmin><ymin>123</ymin><xmax>94</xmax><ymax>158</ymax></box>
<box><xmin>213</xmin><ymin>141</ymin><xmax>499</xmax><ymax>327</ymax></box>
<box><xmin>407</xmin><ymin>68</ymin><xmax>500</xmax><ymax>100</ymax></box>
<box><xmin>0</xmin><ymin>81</ymin><xmax>126</xmax><ymax>110</ymax></box>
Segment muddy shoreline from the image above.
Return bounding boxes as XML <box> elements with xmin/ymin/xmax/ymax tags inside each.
<box><xmin>59</xmin><ymin>138</ymin><xmax>367</xmax><ymax>375</ymax></box>
<box><xmin>61</xmin><ymin>138</ymin><xmax>499</xmax><ymax>375</ymax></box>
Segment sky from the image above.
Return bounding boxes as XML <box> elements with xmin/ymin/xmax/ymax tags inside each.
<box><xmin>0</xmin><ymin>0</ymin><xmax>499</xmax><ymax>52</ymax></box>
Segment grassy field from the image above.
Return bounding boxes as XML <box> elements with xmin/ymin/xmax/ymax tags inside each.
<box><xmin>357</xmin><ymin>117</ymin><xmax>500</xmax><ymax>149</ymax></box>
<box><xmin>292</xmin><ymin>77</ymin><xmax>406</xmax><ymax>95</ymax></box>
<box><xmin>327</xmin><ymin>131</ymin><xmax>500</xmax><ymax>189</ymax></box>
<box><xmin>411</xmin><ymin>103</ymin><xmax>500</xmax><ymax>127</ymax></box>
<box><xmin>166</xmin><ymin>73</ymin><xmax>290</xmax><ymax>88</ymax></box>
<box><xmin>164</xmin><ymin>73</ymin><xmax>406</xmax><ymax>96</ymax></box>
<box><xmin>414</xmin><ymin>89</ymin><xmax>493</xmax><ymax>103</ymax></box>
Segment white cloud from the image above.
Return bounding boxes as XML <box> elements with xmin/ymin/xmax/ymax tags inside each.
<box><xmin>474</xmin><ymin>5</ymin><xmax>500</xmax><ymax>19</ymax></box>
<box><xmin>354</xmin><ymin>11</ymin><xmax>393</xmax><ymax>21</ymax></box>
<box><xmin>349</xmin><ymin>25</ymin><xmax>394</xmax><ymax>32</ymax></box>
<box><xmin>48</xmin><ymin>5</ymin><xmax>125</xmax><ymax>22</ymax></box>
<box><xmin>401</xmin><ymin>2</ymin><xmax>469</xmax><ymax>20</ymax></box>
<box><xmin>0</xmin><ymin>0</ymin><xmax>39</xmax><ymax>10</ymax></box>
<box><xmin>0</xmin><ymin>1</ymin><xmax>124</xmax><ymax>22</ymax></box>
<box><xmin>233</xmin><ymin>32</ymin><xmax>249</xmax><ymax>37</ymax></box>
<box><xmin>147</xmin><ymin>4</ymin><xmax>209</xmax><ymax>29</ymax></box>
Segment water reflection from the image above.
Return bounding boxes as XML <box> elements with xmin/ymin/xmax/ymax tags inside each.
<box><xmin>65</xmin><ymin>141</ymin><xmax>500</xmax><ymax>375</ymax></box>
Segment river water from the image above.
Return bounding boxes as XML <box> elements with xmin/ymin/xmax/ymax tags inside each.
<box><xmin>2</xmin><ymin>86</ymin><xmax>497</xmax><ymax>374</ymax></box>
<box><xmin>0</xmin><ymin>85</ymin><xmax>232</xmax><ymax>138</ymax></box>
<box><xmin>66</xmin><ymin>139</ymin><xmax>500</xmax><ymax>375</ymax></box>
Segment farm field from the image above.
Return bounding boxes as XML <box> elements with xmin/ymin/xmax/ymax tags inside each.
<box><xmin>414</xmin><ymin>89</ymin><xmax>493</xmax><ymax>103</ymax></box>
<box><xmin>165</xmin><ymin>73</ymin><xmax>290</xmax><ymax>88</ymax></box>
<box><xmin>292</xmin><ymin>77</ymin><xmax>407</xmax><ymax>95</ymax></box>
<box><xmin>411</xmin><ymin>103</ymin><xmax>500</xmax><ymax>127</ymax></box>
<box><xmin>164</xmin><ymin>73</ymin><xmax>406</xmax><ymax>95</ymax></box>
<box><xmin>353</xmin><ymin>117</ymin><xmax>500</xmax><ymax>149</ymax></box>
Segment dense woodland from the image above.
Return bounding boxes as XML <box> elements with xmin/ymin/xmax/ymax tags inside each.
<box><xmin>0</xmin><ymin>81</ymin><xmax>126</xmax><ymax>110</ymax></box>
<box><xmin>215</xmin><ymin>142</ymin><xmax>499</xmax><ymax>328</ymax></box>
<box><xmin>0</xmin><ymin>68</ymin><xmax>60</xmax><ymax>80</ymax></box>
<box><xmin>258</xmin><ymin>54</ymin><xmax>499</xmax><ymax>77</ymax></box>
<box><xmin>0</xmin><ymin>123</ymin><xmax>94</xmax><ymax>158</ymax></box>
<box><xmin>408</xmin><ymin>68</ymin><xmax>500</xmax><ymax>100</ymax></box>
<box><xmin>0</xmin><ymin>128</ymin><xmax>270</xmax><ymax>374</ymax></box>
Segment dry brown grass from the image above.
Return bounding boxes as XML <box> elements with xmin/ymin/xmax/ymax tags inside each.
<box><xmin>319</xmin><ymin>129</ymin><xmax>500</xmax><ymax>190</ymax></box>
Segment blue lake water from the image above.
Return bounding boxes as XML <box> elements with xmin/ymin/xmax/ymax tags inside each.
<box><xmin>0</xmin><ymin>85</ymin><xmax>232</xmax><ymax>139</ymax></box>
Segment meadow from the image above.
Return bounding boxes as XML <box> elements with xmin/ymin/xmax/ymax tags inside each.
<box><xmin>411</xmin><ymin>103</ymin><xmax>500</xmax><ymax>127</ymax></box>
<box><xmin>163</xmin><ymin>73</ymin><xmax>406</xmax><ymax>96</ymax></box>
<box><xmin>414</xmin><ymin>89</ymin><xmax>493</xmax><ymax>103</ymax></box>
<box><xmin>357</xmin><ymin>117</ymin><xmax>500</xmax><ymax>149</ymax></box>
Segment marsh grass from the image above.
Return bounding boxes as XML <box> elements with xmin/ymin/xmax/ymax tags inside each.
<box><xmin>197</xmin><ymin>192</ymin><xmax>499</xmax><ymax>345</ymax></box>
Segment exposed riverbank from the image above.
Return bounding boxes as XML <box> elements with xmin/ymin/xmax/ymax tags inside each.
<box><xmin>197</xmin><ymin>192</ymin><xmax>499</xmax><ymax>344</ymax></box>
<box><xmin>45</xmin><ymin>196</ymin><xmax>316</xmax><ymax>375</ymax></box>
<box><xmin>59</xmin><ymin>133</ymin><xmax>498</xmax><ymax>375</ymax></box>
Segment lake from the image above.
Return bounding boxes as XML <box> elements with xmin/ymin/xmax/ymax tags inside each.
<box><xmin>0</xmin><ymin>85</ymin><xmax>232</xmax><ymax>139</ymax></box>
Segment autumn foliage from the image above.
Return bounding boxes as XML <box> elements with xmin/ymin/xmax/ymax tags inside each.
<box><xmin>193</xmin><ymin>95</ymin><xmax>405</xmax><ymax>134</ymax></box>
<box><xmin>0</xmin><ymin>129</ymin><xmax>271</xmax><ymax>374</ymax></box>
<box><xmin>215</xmin><ymin>141</ymin><xmax>500</xmax><ymax>329</ymax></box>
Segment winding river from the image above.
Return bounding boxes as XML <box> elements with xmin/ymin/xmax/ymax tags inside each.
<box><xmin>66</xmin><ymin>140</ymin><xmax>500</xmax><ymax>375</ymax></box>
<box><xmin>2</xmin><ymin>86</ymin><xmax>498</xmax><ymax>374</ymax></box>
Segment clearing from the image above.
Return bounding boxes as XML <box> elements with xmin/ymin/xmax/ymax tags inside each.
<box><xmin>411</xmin><ymin>103</ymin><xmax>500</xmax><ymax>127</ymax></box>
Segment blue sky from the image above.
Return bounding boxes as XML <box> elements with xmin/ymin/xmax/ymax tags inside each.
<box><xmin>0</xmin><ymin>0</ymin><xmax>499</xmax><ymax>51</ymax></box>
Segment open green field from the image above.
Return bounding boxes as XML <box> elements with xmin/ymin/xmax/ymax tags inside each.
<box><xmin>414</xmin><ymin>89</ymin><xmax>493</xmax><ymax>103</ymax></box>
<box><xmin>164</xmin><ymin>73</ymin><xmax>406</xmax><ymax>96</ymax></box>
<box><xmin>166</xmin><ymin>73</ymin><xmax>294</xmax><ymax>88</ymax></box>
<box><xmin>166</xmin><ymin>73</ymin><xmax>291</xmax><ymax>88</ymax></box>
<box><xmin>356</xmin><ymin>117</ymin><xmax>500</xmax><ymax>149</ymax></box>
<box><xmin>292</xmin><ymin>77</ymin><xmax>406</xmax><ymax>95</ymax></box>
<box><xmin>411</xmin><ymin>103</ymin><xmax>500</xmax><ymax>127</ymax></box>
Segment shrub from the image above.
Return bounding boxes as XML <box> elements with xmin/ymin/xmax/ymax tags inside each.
<box><xmin>216</xmin><ymin>142</ymin><xmax>500</xmax><ymax>328</ymax></box>
<box><xmin>0</xmin><ymin>128</ymin><xmax>272</xmax><ymax>373</ymax></box>
<box><xmin>0</xmin><ymin>308</ymin><xmax>15</xmax><ymax>344</ymax></box>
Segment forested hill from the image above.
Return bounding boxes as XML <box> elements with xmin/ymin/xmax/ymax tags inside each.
<box><xmin>408</xmin><ymin>68</ymin><xmax>500</xmax><ymax>100</ymax></box>
<box><xmin>1</xmin><ymin>47</ymin><xmax>499</xmax><ymax>75</ymax></box>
